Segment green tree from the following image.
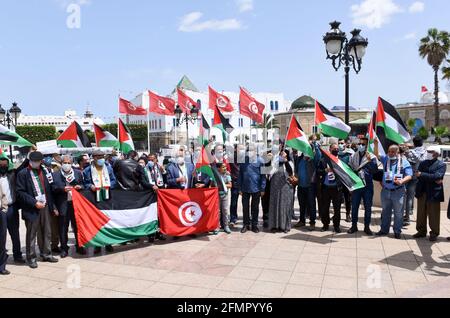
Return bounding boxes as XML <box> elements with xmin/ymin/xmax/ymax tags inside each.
<box><xmin>407</xmin><ymin>118</ymin><xmax>416</xmax><ymax>134</ymax></box>
<box><xmin>417</xmin><ymin>127</ymin><xmax>429</xmax><ymax>140</ymax></box>
<box><xmin>16</xmin><ymin>126</ymin><xmax>57</xmax><ymax>145</ymax></box>
<box><xmin>419</xmin><ymin>28</ymin><xmax>450</xmax><ymax>126</ymax></box>
<box><xmin>434</xmin><ymin>126</ymin><xmax>449</xmax><ymax>145</ymax></box>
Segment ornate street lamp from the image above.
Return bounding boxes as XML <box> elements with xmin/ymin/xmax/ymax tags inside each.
<box><xmin>174</xmin><ymin>102</ymin><xmax>200</xmax><ymax>153</ymax></box>
<box><xmin>324</xmin><ymin>21</ymin><xmax>368</xmax><ymax>124</ymax></box>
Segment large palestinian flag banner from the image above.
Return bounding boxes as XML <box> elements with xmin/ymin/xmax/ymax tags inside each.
<box><xmin>0</xmin><ymin>124</ymin><xmax>33</xmax><ymax>147</ymax></box>
<box><xmin>213</xmin><ymin>106</ymin><xmax>234</xmax><ymax>142</ymax></box>
<box><xmin>118</xmin><ymin>118</ymin><xmax>135</xmax><ymax>154</ymax></box>
<box><xmin>320</xmin><ymin>148</ymin><xmax>365</xmax><ymax>192</ymax></box>
<box><xmin>376</xmin><ymin>97</ymin><xmax>411</xmax><ymax>150</ymax></box>
<box><xmin>57</xmin><ymin>121</ymin><xmax>91</xmax><ymax>148</ymax></box>
<box><xmin>72</xmin><ymin>190</ymin><xmax>158</xmax><ymax>248</ymax></box>
<box><xmin>315</xmin><ymin>100</ymin><xmax>351</xmax><ymax>139</ymax></box>
<box><xmin>94</xmin><ymin>123</ymin><xmax>120</xmax><ymax>149</ymax></box>
<box><xmin>286</xmin><ymin>115</ymin><xmax>314</xmax><ymax>157</ymax></box>
<box><xmin>157</xmin><ymin>188</ymin><xmax>219</xmax><ymax>237</ymax></box>
<box><xmin>367</xmin><ymin>111</ymin><xmax>386</xmax><ymax>156</ymax></box>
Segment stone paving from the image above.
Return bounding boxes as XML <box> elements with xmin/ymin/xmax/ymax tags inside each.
<box><xmin>1</xmin><ymin>206</ymin><xmax>450</xmax><ymax>298</ymax></box>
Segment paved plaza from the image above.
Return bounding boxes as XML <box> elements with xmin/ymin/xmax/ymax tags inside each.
<box><xmin>1</xmin><ymin>204</ymin><xmax>450</xmax><ymax>299</ymax></box>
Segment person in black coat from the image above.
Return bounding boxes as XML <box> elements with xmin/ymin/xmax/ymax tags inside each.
<box><xmin>51</xmin><ymin>155</ymin><xmax>85</xmax><ymax>257</ymax></box>
<box><xmin>413</xmin><ymin>146</ymin><xmax>447</xmax><ymax>242</ymax></box>
<box><xmin>16</xmin><ymin>152</ymin><xmax>59</xmax><ymax>269</ymax></box>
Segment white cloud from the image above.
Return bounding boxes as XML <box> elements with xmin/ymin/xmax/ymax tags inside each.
<box><xmin>351</xmin><ymin>0</ymin><xmax>403</xmax><ymax>29</ymax></box>
<box><xmin>236</xmin><ymin>0</ymin><xmax>254</xmax><ymax>13</ymax></box>
<box><xmin>409</xmin><ymin>1</ymin><xmax>425</xmax><ymax>13</ymax></box>
<box><xmin>178</xmin><ymin>12</ymin><xmax>243</xmax><ymax>32</ymax></box>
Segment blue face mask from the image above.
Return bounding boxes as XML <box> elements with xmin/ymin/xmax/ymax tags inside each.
<box><xmin>148</xmin><ymin>161</ymin><xmax>155</xmax><ymax>169</ymax></box>
<box><xmin>96</xmin><ymin>159</ymin><xmax>106</xmax><ymax>167</ymax></box>
<box><xmin>43</xmin><ymin>157</ymin><xmax>52</xmax><ymax>166</ymax></box>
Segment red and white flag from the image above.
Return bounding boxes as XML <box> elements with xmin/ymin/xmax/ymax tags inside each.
<box><xmin>118</xmin><ymin>97</ymin><xmax>148</xmax><ymax>116</ymax></box>
<box><xmin>421</xmin><ymin>86</ymin><xmax>428</xmax><ymax>94</ymax></box>
<box><xmin>177</xmin><ymin>88</ymin><xmax>198</xmax><ymax>114</ymax></box>
<box><xmin>149</xmin><ymin>91</ymin><xmax>176</xmax><ymax>116</ymax></box>
<box><xmin>208</xmin><ymin>86</ymin><xmax>234</xmax><ymax>112</ymax></box>
<box><xmin>239</xmin><ymin>87</ymin><xmax>265</xmax><ymax>124</ymax></box>
<box><xmin>157</xmin><ymin>188</ymin><xmax>219</xmax><ymax>237</ymax></box>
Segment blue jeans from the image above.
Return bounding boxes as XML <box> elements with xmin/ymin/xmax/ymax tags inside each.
<box><xmin>229</xmin><ymin>188</ymin><xmax>239</xmax><ymax>223</ymax></box>
<box><xmin>381</xmin><ymin>188</ymin><xmax>405</xmax><ymax>235</ymax></box>
<box><xmin>6</xmin><ymin>205</ymin><xmax>22</xmax><ymax>260</ymax></box>
<box><xmin>351</xmin><ymin>185</ymin><xmax>374</xmax><ymax>227</ymax></box>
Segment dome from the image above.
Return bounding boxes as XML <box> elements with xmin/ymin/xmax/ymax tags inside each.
<box><xmin>291</xmin><ymin>95</ymin><xmax>315</xmax><ymax>110</ymax></box>
<box><xmin>421</xmin><ymin>91</ymin><xmax>449</xmax><ymax>104</ymax></box>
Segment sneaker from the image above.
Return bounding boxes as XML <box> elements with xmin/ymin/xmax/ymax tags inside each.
<box><xmin>212</xmin><ymin>230</ymin><xmax>220</xmax><ymax>235</ymax></box>
<box><xmin>224</xmin><ymin>227</ymin><xmax>232</xmax><ymax>234</ymax></box>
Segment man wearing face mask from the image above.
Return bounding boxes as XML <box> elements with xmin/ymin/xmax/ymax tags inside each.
<box><xmin>317</xmin><ymin>144</ymin><xmax>344</xmax><ymax>233</ymax></box>
<box><xmin>413</xmin><ymin>146</ymin><xmax>447</xmax><ymax>242</ymax></box>
<box><xmin>374</xmin><ymin>141</ymin><xmax>413</xmax><ymax>239</ymax></box>
<box><xmin>0</xmin><ymin>155</ymin><xmax>25</xmax><ymax>264</ymax></box>
<box><xmin>338</xmin><ymin>139</ymin><xmax>354</xmax><ymax>223</ymax></box>
<box><xmin>17</xmin><ymin>151</ymin><xmax>59</xmax><ymax>268</ymax></box>
<box><xmin>403</xmin><ymin>136</ymin><xmax>427</xmax><ymax>226</ymax></box>
<box><xmin>83</xmin><ymin>150</ymin><xmax>117</xmax><ymax>253</ymax></box>
<box><xmin>348</xmin><ymin>138</ymin><xmax>378</xmax><ymax>235</ymax></box>
<box><xmin>167</xmin><ymin>148</ymin><xmax>194</xmax><ymax>190</ymax></box>
<box><xmin>238</xmin><ymin>145</ymin><xmax>266</xmax><ymax>234</ymax></box>
<box><xmin>51</xmin><ymin>155</ymin><xmax>85</xmax><ymax>257</ymax></box>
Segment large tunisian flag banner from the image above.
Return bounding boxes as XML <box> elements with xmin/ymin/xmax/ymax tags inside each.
<box><xmin>157</xmin><ymin>188</ymin><xmax>219</xmax><ymax>237</ymax></box>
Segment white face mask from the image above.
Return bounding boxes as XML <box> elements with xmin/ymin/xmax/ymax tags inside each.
<box><xmin>426</xmin><ymin>153</ymin><xmax>435</xmax><ymax>161</ymax></box>
<box><xmin>62</xmin><ymin>164</ymin><xmax>72</xmax><ymax>172</ymax></box>
<box><xmin>177</xmin><ymin>156</ymin><xmax>185</xmax><ymax>166</ymax></box>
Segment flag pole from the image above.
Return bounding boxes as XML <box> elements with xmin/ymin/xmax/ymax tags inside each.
<box><xmin>147</xmin><ymin>110</ymin><xmax>151</xmax><ymax>154</ymax></box>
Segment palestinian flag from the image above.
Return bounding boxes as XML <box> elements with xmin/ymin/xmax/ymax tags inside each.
<box><xmin>195</xmin><ymin>146</ymin><xmax>215</xmax><ymax>181</ymax></box>
<box><xmin>213</xmin><ymin>106</ymin><xmax>234</xmax><ymax>142</ymax></box>
<box><xmin>72</xmin><ymin>190</ymin><xmax>158</xmax><ymax>248</ymax></box>
<box><xmin>199</xmin><ymin>113</ymin><xmax>210</xmax><ymax>146</ymax></box>
<box><xmin>94</xmin><ymin>123</ymin><xmax>120</xmax><ymax>149</ymax></box>
<box><xmin>367</xmin><ymin>111</ymin><xmax>386</xmax><ymax>156</ymax></box>
<box><xmin>286</xmin><ymin>115</ymin><xmax>314</xmax><ymax>157</ymax></box>
<box><xmin>0</xmin><ymin>124</ymin><xmax>33</xmax><ymax>147</ymax></box>
<box><xmin>376</xmin><ymin>97</ymin><xmax>411</xmax><ymax>150</ymax></box>
<box><xmin>57</xmin><ymin>121</ymin><xmax>91</xmax><ymax>148</ymax></box>
<box><xmin>315</xmin><ymin>100</ymin><xmax>351</xmax><ymax>139</ymax></box>
<box><xmin>118</xmin><ymin>119</ymin><xmax>135</xmax><ymax>154</ymax></box>
<box><xmin>320</xmin><ymin>148</ymin><xmax>365</xmax><ymax>192</ymax></box>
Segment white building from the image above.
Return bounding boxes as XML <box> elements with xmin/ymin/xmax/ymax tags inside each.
<box><xmin>126</xmin><ymin>75</ymin><xmax>290</xmax><ymax>148</ymax></box>
<box><xmin>17</xmin><ymin>109</ymin><xmax>105</xmax><ymax>132</ymax></box>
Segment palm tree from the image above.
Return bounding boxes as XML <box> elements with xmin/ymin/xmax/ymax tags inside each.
<box><xmin>443</xmin><ymin>59</ymin><xmax>450</xmax><ymax>81</ymax></box>
<box><xmin>433</xmin><ymin>126</ymin><xmax>449</xmax><ymax>145</ymax></box>
<box><xmin>419</xmin><ymin>28</ymin><xmax>450</xmax><ymax>126</ymax></box>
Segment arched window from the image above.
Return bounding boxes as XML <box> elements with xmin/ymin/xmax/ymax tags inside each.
<box><xmin>270</xmin><ymin>101</ymin><xmax>274</xmax><ymax>111</ymax></box>
<box><xmin>275</xmin><ymin>101</ymin><xmax>279</xmax><ymax>111</ymax></box>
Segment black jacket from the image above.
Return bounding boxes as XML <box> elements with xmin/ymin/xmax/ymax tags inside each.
<box><xmin>317</xmin><ymin>157</ymin><xmax>343</xmax><ymax>190</ymax></box>
<box><xmin>113</xmin><ymin>159</ymin><xmax>141</xmax><ymax>191</ymax></box>
<box><xmin>16</xmin><ymin>166</ymin><xmax>55</xmax><ymax>222</ymax></box>
<box><xmin>51</xmin><ymin>169</ymin><xmax>84</xmax><ymax>216</ymax></box>
<box><xmin>415</xmin><ymin>159</ymin><xmax>447</xmax><ymax>202</ymax></box>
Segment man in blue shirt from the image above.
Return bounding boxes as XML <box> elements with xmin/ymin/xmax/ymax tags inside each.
<box><xmin>238</xmin><ymin>147</ymin><xmax>266</xmax><ymax>234</ymax></box>
<box><xmin>374</xmin><ymin>141</ymin><xmax>413</xmax><ymax>239</ymax></box>
<box><xmin>348</xmin><ymin>137</ymin><xmax>378</xmax><ymax>235</ymax></box>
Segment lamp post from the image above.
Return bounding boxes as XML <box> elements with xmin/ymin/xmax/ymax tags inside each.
<box><xmin>174</xmin><ymin>103</ymin><xmax>200</xmax><ymax>153</ymax></box>
<box><xmin>0</xmin><ymin>102</ymin><xmax>22</xmax><ymax>161</ymax></box>
<box><xmin>323</xmin><ymin>21</ymin><xmax>368</xmax><ymax>125</ymax></box>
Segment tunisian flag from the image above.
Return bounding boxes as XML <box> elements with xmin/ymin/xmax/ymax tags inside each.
<box><xmin>149</xmin><ymin>91</ymin><xmax>176</xmax><ymax>116</ymax></box>
<box><xmin>239</xmin><ymin>87</ymin><xmax>265</xmax><ymax>124</ymax></box>
<box><xmin>208</xmin><ymin>86</ymin><xmax>234</xmax><ymax>112</ymax></box>
<box><xmin>177</xmin><ymin>88</ymin><xmax>198</xmax><ymax>114</ymax></box>
<box><xmin>119</xmin><ymin>97</ymin><xmax>148</xmax><ymax>116</ymax></box>
<box><xmin>157</xmin><ymin>188</ymin><xmax>219</xmax><ymax>237</ymax></box>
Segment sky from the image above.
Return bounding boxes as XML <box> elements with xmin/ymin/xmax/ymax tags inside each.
<box><xmin>0</xmin><ymin>0</ymin><xmax>449</xmax><ymax>121</ymax></box>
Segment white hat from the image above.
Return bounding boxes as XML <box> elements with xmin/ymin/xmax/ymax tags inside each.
<box><xmin>427</xmin><ymin>146</ymin><xmax>441</xmax><ymax>155</ymax></box>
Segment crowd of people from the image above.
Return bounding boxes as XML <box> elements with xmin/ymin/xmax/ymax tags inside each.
<box><xmin>0</xmin><ymin>135</ymin><xmax>449</xmax><ymax>276</ymax></box>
